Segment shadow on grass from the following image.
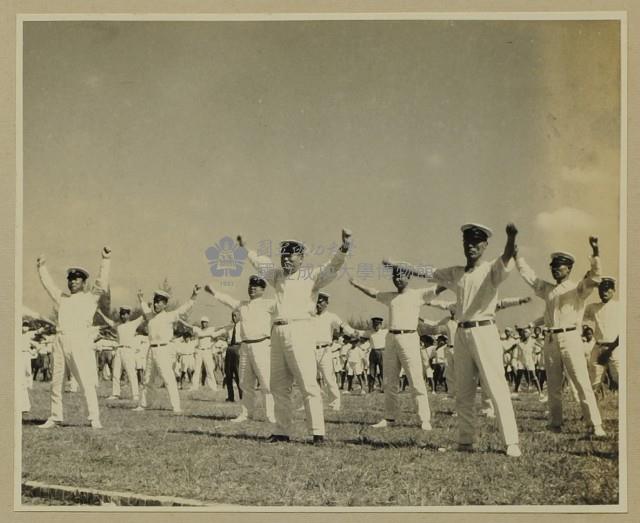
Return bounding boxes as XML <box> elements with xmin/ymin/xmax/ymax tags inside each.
<box><xmin>565</xmin><ymin>449</ymin><xmax>618</xmax><ymax>460</ymax></box>
<box><xmin>184</xmin><ymin>413</ymin><xmax>238</xmax><ymax>421</ymax></box>
<box><xmin>168</xmin><ymin>429</ymin><xmax>273</xmax><ymax>442</ymax></box>
<box><xmin>22</xmin><ymin>418</ymin><xmax>48</xmax><ymax>426</ymax></box>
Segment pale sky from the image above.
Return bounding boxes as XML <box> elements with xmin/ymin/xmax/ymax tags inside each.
<box><xmin>22</xmin><ymin>20</ymin><xmax>621</xmax><ymax>329</ymax></box>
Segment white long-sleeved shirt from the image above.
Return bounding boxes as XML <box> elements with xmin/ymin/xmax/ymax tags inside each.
<box><xmin>375</xmin><ymin>287</ymin><xmax>438</xmax><ymax>330</ymax></box>
<box><xmin>192</xmin><ymin>325</ymin><xmax>228</xmax><ymax>349</ymax></box>
<box><xmin>429</xmin><ymin>257</ymin><xmax>514</xmax><ymax>323</ymax></box>
<box><xmin>516</xmin><ymin>256</ymin><xmax>600</xmax><ymax>329</ymax></box>
<box><xmin>247</xmin><ymin>249</ymin><xmax>347</xmax><ymax>322</ymax></box>
<box><xmin>211</xmin><ymin>290</ymin><xmax>275</xmax><ymax>341</ymax></box>
<box><xmin>116</xmin><ymin>317</ymin><xmax>144</xmax><ymax>348</ymax></box>
<box><xmin>313</xmin><ymin>311</ymin><xmax>356</xmax><ymax>345</ymax></box>
<box><xmin>141</xmin><ymin>299</ymin><xmax>194</xmax><ymax>345</ymax></box>
<box><xmin>583</xmin><ymin>300</ymin><xmax>620</xmax><ymax>344</ymax></box>
<box><xmin>38</xmin><ymin>258</ymin><xmax>110</xmax><ymax>334</ymax></box>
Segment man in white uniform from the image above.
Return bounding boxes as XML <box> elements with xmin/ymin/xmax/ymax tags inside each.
<box><xmin>238</xmin><ymin>229</ymin><xmax>352</xmax><ymax>444</ymax></box>
<box><xmin>312</xmin><ymin>291</ymin><xmax>358</xmax><ymax>410</ymax></box>
<box><xmin>180</xmin><ymin>316</ymin><xmax>225</xmax><ymax>392</ymax></box>
<box><xmin>205</xmin><ymin>275</ymin><xmax>275</xmax><ymax>423</ymax></box>
<box><xmin>515</xmin><ymin>237</ymin><xmax>605</xmax><ymax>437</ymax></box>
<box><xmin>37</xmin><ymin>247</ymin><xmax>111</xmax><ymax>429</ymax></box>
<box><xmin>135</xmin><ymin>286</ymin><xmax>201</xmax><ymax>413</ymax></box>
<box><xmin>386</xmin><ymin>223</ymin><xmax>522</xmax><ymax>457</ymax></box>
<box><xmin>98</xmin><ymin>307</ymin><xmax>144</xmax><ymax>401</ymax></box>
<box><xmin>349</xmin><ymin>267</ymin><xmax>437</xmax><ymax>431</ymax></box>
<box><xmin>513</xmin><ymin>326</ymin><xmax>544</xmax><ymax>398</ymax></box>
<box><xmin>364</xmin><ymin>317</ymin><xmax>387</xmax><ymax>392</ymax></box>
<box><xmin>584</xmin><ymin>277</ymin><xmax>620</xmax><ymax>395</ymax></box>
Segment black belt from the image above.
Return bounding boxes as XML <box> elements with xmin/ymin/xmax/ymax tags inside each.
<box><xmin>150</xmin><ymin>343</ymin><xmax>168</xmax><ymax>348</ymax></box>
<box><xmin>371</xmin><ymin>347</ymin><xmax>384</xmax><ymax>351</ymax></box>
<box><xmin>389</xmin><ymin>329</ymin><xmax>416</xmax><ymax>334</ymax></box>
<box><xmin>116</xmin><ymin>345</ymin><xmax>132</xmax><ymax>349</ymax></box>
<box><xmin>316</xmin><ymin>343</ymin><xmax>332</xmax><ymax>349</ymax></box>
<box><xmin>458</xmin><ymin>320</ymin><xmax>495</xmax><ymax>329</ymax></box>
<box><xmin>244</xmin><ymin>336</ymin><xmax>270</xmax><ymax>344</ymax></box>
<box><xmin>547</xmin><ymin>326</ymin><xmax>577</xmax><ymax>334</ymax></box>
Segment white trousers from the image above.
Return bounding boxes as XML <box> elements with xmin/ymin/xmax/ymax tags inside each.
<box><xmin>50</xmin><ymin>332</ymin><xmax>100</xmax><ymax>422</ymax></box>
<box><xmin>140</xmin><ymin>345</ymin><xmax>181</xmax><ymax>411</ymax></box>
<box><xmin>112</xmin><ymin>346</ymin><xmax>139</xmax><ymax>399</ymax></box>
<box><xmin>315</xmin><ymin>345</ymin><xmax>340</xmax><ymax>408</ymax></box>
<box><xmin>545</xmin><ymin>331</ymin><xmax>602</xmax><ymax>428</ymax></box>
<box><xmin>445</xmin><ymin>347</ymin><xmax>456</xmax><ymax>397</ymax></box>
<box><xmin>191</xmin><ymin>350</ymin><xmax>218</xmax><ymax>391</ymax></box>
<box><xmin>383</xmin><ymin>332</ymin><xmax>431</xmax><ymax>424</ymax></box>
<box><xmin>589</xmin><ymin>344</ymin><xmax>620</xmax><ymax>389</ymax></box>
<box><xmin>22</xmin><ymin>352</ymin><xmax>32</xmax><ymax>412</ymax></box>
<box><xmin>271</xmin><ymin>321</ymin><xmax>324</xmax><ymax>436</ymax></box>
<box><xmin>455</xmin><ymin>325</ymin><xmax>518</xmax><ymax>446</ymax></box>
<box><xmin>239</xmin><ymin>339</ymin><xmax>274</xmax><ymax>420</ymax></box>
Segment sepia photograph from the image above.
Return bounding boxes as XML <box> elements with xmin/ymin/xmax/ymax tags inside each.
<box><xmin>14</xmin><ymin>9</ymin><xmax>626</xmax><ymax>511</ymax></box>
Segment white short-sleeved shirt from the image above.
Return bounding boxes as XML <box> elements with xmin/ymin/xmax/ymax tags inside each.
<box><xmin>432</xmin><ymin>257</ymin><xmax>513</xmax><ymax>323</ymax></box>
<box><xmin>584</xmin><ymin>300</ymin><xmax>620</xmax><ymax>344</ymax></box>
<box><xmin>375</xmin><ymin>287</ymin><xmax>438</xmax><ymax>330</ymax></box>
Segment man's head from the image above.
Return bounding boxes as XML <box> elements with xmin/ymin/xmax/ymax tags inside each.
<box><xmin>119</xmin><ymin>307</ymin><xmax>132</xmax><ymax>322</ymax></box>
<box><xmin>392</xmin><ymin>266</ymin><xmax>410</xmax><ymax>292</ymax></box>
<box><xmin>280</xmin><ymin>240</ymin><xmax>305</xmax><ymax>275</ymax></box>
<box><xmin>371</xmin><ymin>317</ymin><xmax>384</xmax><ymax>331</ymax></box>
<box><xmin>231</xmin><ymin>310</ymin><xmax>240</xmax><ymax>324</ymax></box>
<box><xmin>598</xmin><ymin>277</ymin><xmax>616</xmax><ymax>303</ymax></box>
<box><xmin>533</xmin><ymin>326</ymin><xmax>542</xmax><ymax>337</ymax></box>
<box><xmin>22</xmin><ymin>320</ymin><xmax>30</xmax><ymax>333</ymax></box>
<box><xmin>316</xmin><ymin>292</ymin><xmax>330</xmax><ymax>314</ymax></box>
<box><xmin>504</xmin><ymin>327</ymin><xmax>514</xmax><ymax>338</ymax></box>
<box><xmin>583</xmin><ymin>325</ymin><xmax>594</xmax><ymax>341</ymax></box>
<box><xmin>152</xmin><ymin>290</ymin><xmax>171</xmax><ymax>313</ymax></box>
<box><xmin>437</xmin><ymin>335</ymin><xmax>448</xmax><ymax>347</ymax></box>
<box><xmin>200</xmin><ymin>316</ymin><xmax>209</xmax><ymax>328</ymax></box>
<box><xmin>461</xmin><ymin>224</ymin><xmax>492</xmax><ymax>264</ymax></box>
<box><xmin>66</xmin><ymin>267</ymin><xmax>89</xmax><ymax>294</ymax></box>
<box><xmin>549</xmin><ymin>252</ymin><xmax>575</xmax><ymax>283</ymax></box>
<box><xmin>520</xmin><ymin>326</ymin><xmax>531</xmax><ymax>341</ymax></box>
<box><xmin>248</xmin><ymin>275</ymin><xmax>267</xmax><ymax>299</ymax></box>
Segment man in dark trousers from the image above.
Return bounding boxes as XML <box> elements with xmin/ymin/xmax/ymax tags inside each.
<box><xmin>224</xmin><ymin>310</ymin><xmax>243</xmax><ymax>402</ymax></box>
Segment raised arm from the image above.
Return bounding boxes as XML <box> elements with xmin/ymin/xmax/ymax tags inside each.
<box><xmin>171</xmin><ymin>285</ymin><xmax>201</xmax><ymax>319</ymax></box>
<box><xmin>204</xmin><ymin>284</ymin><xmax>241</xmax><ymax>310</ymax></box>
<box><xmin>237</xmin><ymin>235</ymin><xmax>276</xmax><ymax>287</ymax></box>
<box><xmin>91</xmin><ymin>247</ymin><xmax>112</xmax><ymax>295</ymax></box>
<box><xmin>348</xmin><ymin>278</ymin><xmax>379</xmax><ymax>299</ymax></box>
<box><xmin>576</xmin><ymin>237</ymin><xmax>602</xmax><ymax>298</ymax></box>
<box><xmin>36</xmin><ymin>256</ymin><xmax>62</xmax><ymax>306</ymax></box>
<box><xmin>312</xmin><ymin>229</ymin><xmax>352</xmax><ymax>290</ymax></box>
<box><xmin>515</xmin><ymin>253</ymin><xmax>553</xmax><ymax>298</ymax></box>
<box><xmin>96</xmin><ymin>309</ymin><xmax>116</xmax><ymax>328</ymax></box>
<box><xmin>502</xmin><ymin>223</ymin><xmax>518</xmax><ymax>265</ymax></box>
<box><xmin>137</xmin><ymin>290</ymin><xmax>152</xmax><ymax>319</ymax></box>
<box><xmin>496</xmin><ymin>296</ymin><xmax>531</xmax><ymax>311</ymax></box>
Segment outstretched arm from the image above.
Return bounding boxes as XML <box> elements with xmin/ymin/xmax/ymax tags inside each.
<box><xmin>204</xmin><ymin>284</ymin><xmax>241</xmax><ymax>310</ymax></box>
<box><xmin>497</xmin><ymin>296</ymin><xmax>532</xmax><ymax>310</ymax></box>
<box><xmin>96</xmin><ymin>309</ymin><xmax>116</xmax><ymax>328</ymax></box>
<box><xmin>348</xmin><ymin>278</ymin><xmax>379</xmax><ymax>299</ymax></box>
<box><xmin>137</xmin><ymin>290</ymin><xmax>152</xmax><ymax>319</ymax></box>
<box><xmin>172</xmin><ymin>285</ymin><xmax>201</xmax><ymax>318</ymax></box>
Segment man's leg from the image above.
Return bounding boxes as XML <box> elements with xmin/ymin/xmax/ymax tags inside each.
<box><xmin>319</xmin><ymin>347</ymin><xmax>341</xmax><ymax>409</ymax></box>
<box><xmin>202</xmin><ymin>351</ymin><xmax>218</xmax><ymax>391</ymax></box>
<box><xmin>560</xmin><ymin>334</ymin><xmax>602</xmax><ymax>430</ymax></box>
<box><xmin>111</xmin><ymin>349</ymin><xmax>122</xmax><ymax>397</ymax></box>
<box><xmin>121</xmin><ymin>348</ymin><xmax>139</xmax><ymax>399</ymax></box>
<box><xmin>67</xmin><ymin>336</ymin><xmax>100</xmax><ymax>423</ymax></box>
<box><xmin>396</xmin><ymin>334</ymin><xmax>431</xmax><ymax>427</ymax></box>
<box><xmin>283</xmin><ymin>322</ymin><xmax>325</xmax><ymax>437</ymax></box>
<box><xmin>270</xmin><ymin>327</ymin><xmax>294</xmax><ymax>437</ymax></box>
<box><xmin>49</xmin><ymin>337</ymin><xmax>66</xmax><ymax>422</ymax></box>
<box><xmin>139</xmin><ymin>349</ymin><xmax>158</xmax><ymax>408</ymax></box>
<box><xmin>237</xmin><ymin>344</ymin><xmax>254</xmax><ymax>419</ymax></box>
<box><xmin>382</xmin><ymin>336</ymin><xmax>401</xmax><ymax>422</ymax></box>
<box><xmin>251</xmin><ymin>340</ymin><xmax>275</xmax><ymax>421</ymax></box>
<box><xmin>454</xmin><ymin>329</ymin><xmax>479</xmax><ymax>446</ymax></box>
<box><xmin>470</xmin><ymin>327</ymin><xmax>519</xmax><ymax>447</ymax></box>
<box><xmin>544</xmin><ymin>338</ymin><xmax>564</xmax><ymax>429</ymax></box>
<box><xmin>224</xmin><ymin>349</ymin><xmax>235</xmax><ymax>401</ymax></box>
<box><xmin>191</xmin><ymin>352</ymin><xmax>203</xmax><ymax>391</ymax></box>
<box><xmin>155</xmin><ymin>347</ymin><xmax>182</xmax><ymax>412</ymax></box>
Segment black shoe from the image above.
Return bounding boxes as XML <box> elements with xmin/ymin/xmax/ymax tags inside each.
<box><xmin>225</xmin><ymin>398</ymin><xmax>235</xmax><ymax>402</ymax></box>
<box><xmin>312</xmin><ymin>435</ymin><xmax>325</xmax><ymax>445</ymax></box>
<box><xmin>268</xmin><ymin>434</ymin><xmax>290</xmax><ymax>443</ymax></box>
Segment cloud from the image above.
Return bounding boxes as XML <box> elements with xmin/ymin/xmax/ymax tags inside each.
<box><xmin>535</xmin><ymin>207</ymin><xmax>597</xmax><ymax>233</ymax></box>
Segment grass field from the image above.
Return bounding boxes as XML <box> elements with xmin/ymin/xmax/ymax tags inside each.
<box><xmin>20</xmin><ymin>379</ymin><xmax>620</xmax><ymax>507</ymax></box>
